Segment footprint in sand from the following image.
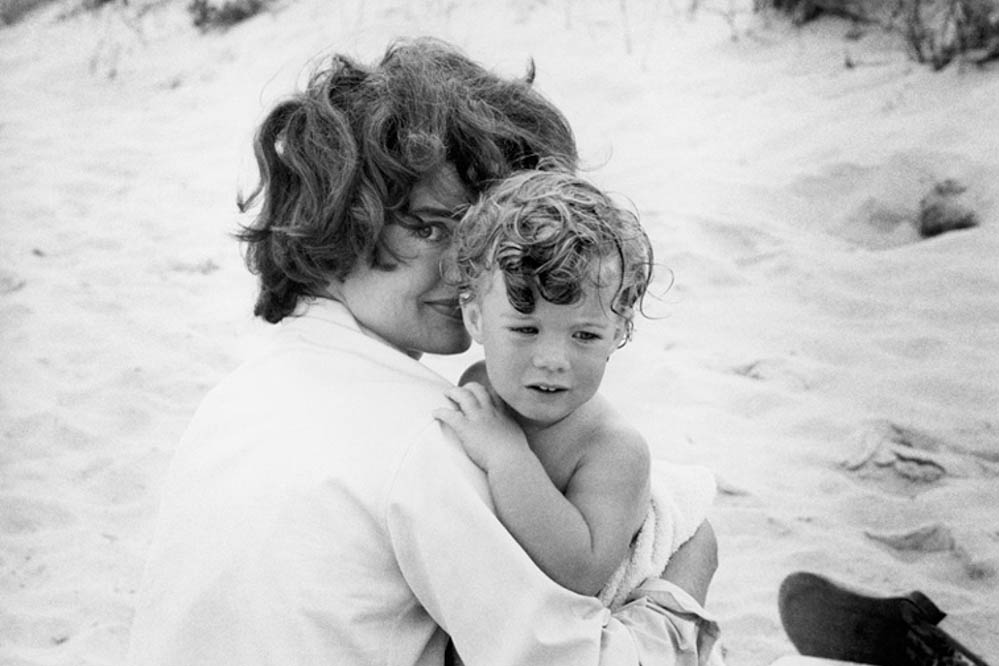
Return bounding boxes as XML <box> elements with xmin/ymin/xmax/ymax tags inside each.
<box><xmin>864</xmin><ymin>522</ymin><xmax>997</xmax><ymax>583</ymax></box>
<box><xmin>865</xmin><ymin>522</ymin><xmax>955</xmax><ymax>553</ymax></box>
<box><xmin>786</xmin><ymin>152</ymin><xmax>989</xmax><ymax>250</ymax></box>
<box><xmin>841</xmin><ymin>420</ymin><xmax>999</xmax><ymax>496</ymax></box>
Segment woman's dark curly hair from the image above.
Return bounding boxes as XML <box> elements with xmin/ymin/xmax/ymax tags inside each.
<box><xmin>445</xmin><ymin>169</ymin><xmax>653</xmax><ymax>345</ymax></box>
<box><xmin>237</xmin><ymin>37</ymin><xmax>578</xmax><ymax>323</ymax></box>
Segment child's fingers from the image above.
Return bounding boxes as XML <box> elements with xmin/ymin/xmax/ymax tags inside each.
<box><xmin>462</xmin><ymin>382</ymin><xmax>506</xmax><ymax>415</ymax></box>
<box><xmin>442</xmin><ymin>386</ymin><xmax>483</xmax><ymax>413</ymax></box>
<box><xmin>432</xmin><ymin>407</ymin><xmax>457</xmax><ymax>425</ymax></box>
<box><xmin>433</xmin><ymin>407</ymin><xmax>469</xmax><ymax>433</ymax></box>
<box><xmin>461</xmin><ymin>382</ymin><xmax>494</xmax><ymax>410</ymax></box>
<box><xmin>432</xmin><ymin>410</ymin><xmax>464</xmax><ymax>443</ymax></box>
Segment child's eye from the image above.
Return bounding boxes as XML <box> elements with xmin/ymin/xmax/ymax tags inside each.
<box><xmin>509</xmin><ymin>326</ymin><xmax>538</xmax><ymax>335</ymax></box>
<box><xmin>574</xmin><ymin>331</ymin><xmax>601</xmax><ymax>341</ymax></box>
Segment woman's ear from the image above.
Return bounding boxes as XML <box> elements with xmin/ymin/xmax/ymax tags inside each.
<box><xmin>462</xmin><ymin>300</ymin><xmax>485</xmax><ymax>344</ymax></box>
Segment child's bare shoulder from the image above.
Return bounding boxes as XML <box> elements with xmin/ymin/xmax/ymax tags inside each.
<box><xmin>580</xmin><ymin>395</ymin><xmax>651</xmax><ymax>469</ymax></box>
<box><xmin>458</xmin><ymin>360</ymin><xmax>489</xmax><ymax>387</ymax></box>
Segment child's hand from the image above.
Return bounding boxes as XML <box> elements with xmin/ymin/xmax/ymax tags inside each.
<box><xmin>433</xmin><ymin>382</ymin><xmax>530</xmax><ymax>471</ymax></box>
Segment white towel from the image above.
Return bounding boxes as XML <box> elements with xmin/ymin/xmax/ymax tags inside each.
<box><xmin>598</xmin><ymin>462</ymin><xmax>717</xmax><ymax>610</ymax></box>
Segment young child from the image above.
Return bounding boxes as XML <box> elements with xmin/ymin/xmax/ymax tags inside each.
<box><xmin>433</xmin><ymin>169</ymin><xmax>716</xmax><ymax>609</ymax></box>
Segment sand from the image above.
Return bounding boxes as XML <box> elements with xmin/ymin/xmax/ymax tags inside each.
<box><xmin>1</xmin><ymin>1</ymin><xmax>997</xmax><ymax>664</ymax></box>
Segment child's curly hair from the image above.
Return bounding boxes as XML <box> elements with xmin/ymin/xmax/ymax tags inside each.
<box><xmin>446</xmin><ymin>169</ymin><xmax>654</xmax><ymax>343</ymax></box>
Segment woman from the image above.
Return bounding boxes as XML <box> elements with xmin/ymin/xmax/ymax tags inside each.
<box><xmin>127</xmin><ymin>37</ymin><xmax>719</xmax><ymax>666</ymax></box>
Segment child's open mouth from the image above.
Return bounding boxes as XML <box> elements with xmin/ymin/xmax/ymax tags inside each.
<box><xmin>528</xmin><ymin>384</ymin><xmax>567</xmax><ymax>394</ymax></box>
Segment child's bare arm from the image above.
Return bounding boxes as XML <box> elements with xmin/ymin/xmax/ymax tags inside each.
<box><xmin>434</xmin><ymin>383</ymin><xmax>651</xmax><ymax>596</ymax></box>
<box><xmin>555</xmin><ymin>431</ymin><xmax>651</xmax><ymax>594</ymax></box>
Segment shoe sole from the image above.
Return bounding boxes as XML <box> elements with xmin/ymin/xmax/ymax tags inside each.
<box><xmin>778</xmin><ymin>572</ymin><xmax>990</xmax><ymax>666</ymax></box>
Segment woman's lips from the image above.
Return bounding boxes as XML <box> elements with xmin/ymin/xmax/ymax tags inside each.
<box><xmin>425</xmin><ymin>299</ymin><xmax>463</xmax><ymax>321</ymax></box>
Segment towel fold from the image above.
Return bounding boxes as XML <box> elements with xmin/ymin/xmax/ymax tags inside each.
<box><xmin>598</xmin><ymin>462</ymin><xmax>717</xmax><ymax>610</ymax></box>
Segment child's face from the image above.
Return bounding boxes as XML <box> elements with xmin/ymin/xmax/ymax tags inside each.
<box><xmin>462</xmin><ymin>268</ymin><xmax>625</xmax><ymax>430</ymax></box>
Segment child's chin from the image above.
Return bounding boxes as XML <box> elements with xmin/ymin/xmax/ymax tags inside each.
<box><xmin>517</xmin><ymin>406</ymin><xmax>569</xmax><ymax>428</ymax></box>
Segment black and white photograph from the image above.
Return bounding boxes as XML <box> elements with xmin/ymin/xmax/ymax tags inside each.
<box><xmin>1</xmin><ymin>0</ymin><xmax>997</xmax><ymax>664</ymax></box>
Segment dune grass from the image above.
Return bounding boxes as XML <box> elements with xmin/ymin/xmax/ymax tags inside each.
<box><xmin>0</xmin><ymin>0</ymin><xmax>58</xmax><ymax>25</ymax></box>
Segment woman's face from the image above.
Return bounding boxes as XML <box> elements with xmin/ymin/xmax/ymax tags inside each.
<box><xmin>335</xmin><ymin>164</ymin><xmax>472</xmax><ymax>359</ymax></box>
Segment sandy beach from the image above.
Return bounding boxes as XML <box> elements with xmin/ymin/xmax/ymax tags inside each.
<box><xmin>1</xmin><ymin>1</ymin><xmax>997</xmax><ymax>664</ymax></box>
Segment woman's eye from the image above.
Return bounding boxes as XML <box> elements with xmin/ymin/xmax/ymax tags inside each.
<box><xmin>415</xmin><ymin>224</ymin><xmax>445</xmax><ymax>241</ymax></box>
<box><xmin>398</xmin><ymin>214</ymin><xmax>451</xmax><ymax>243</ymax></box>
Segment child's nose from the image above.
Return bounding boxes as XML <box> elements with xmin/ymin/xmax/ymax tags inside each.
<box><xmin>531</xmin><ymin>341</ymin><xmax>569</xmax><ymax>371</ymax></box>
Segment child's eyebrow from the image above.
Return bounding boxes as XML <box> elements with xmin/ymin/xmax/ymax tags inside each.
<box><xmin>497</xmin><ymin>309</ymin><xmax>612</xmax><ymax>327</ymax></box>
<box><xmin>578</xmin><ymin>320</ymin><xmax>615</xmax><ymax>329</ymax></box>
<box><xmin>499</xmin><ymin>311</ymin><xmax>535</xmax><ymax>322</ymax></box>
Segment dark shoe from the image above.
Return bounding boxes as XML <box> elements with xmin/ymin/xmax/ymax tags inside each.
<box><xmin>778</xmin><ymin>572</ymin><xmax>990</xmax><ymax>666</ymax></box>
